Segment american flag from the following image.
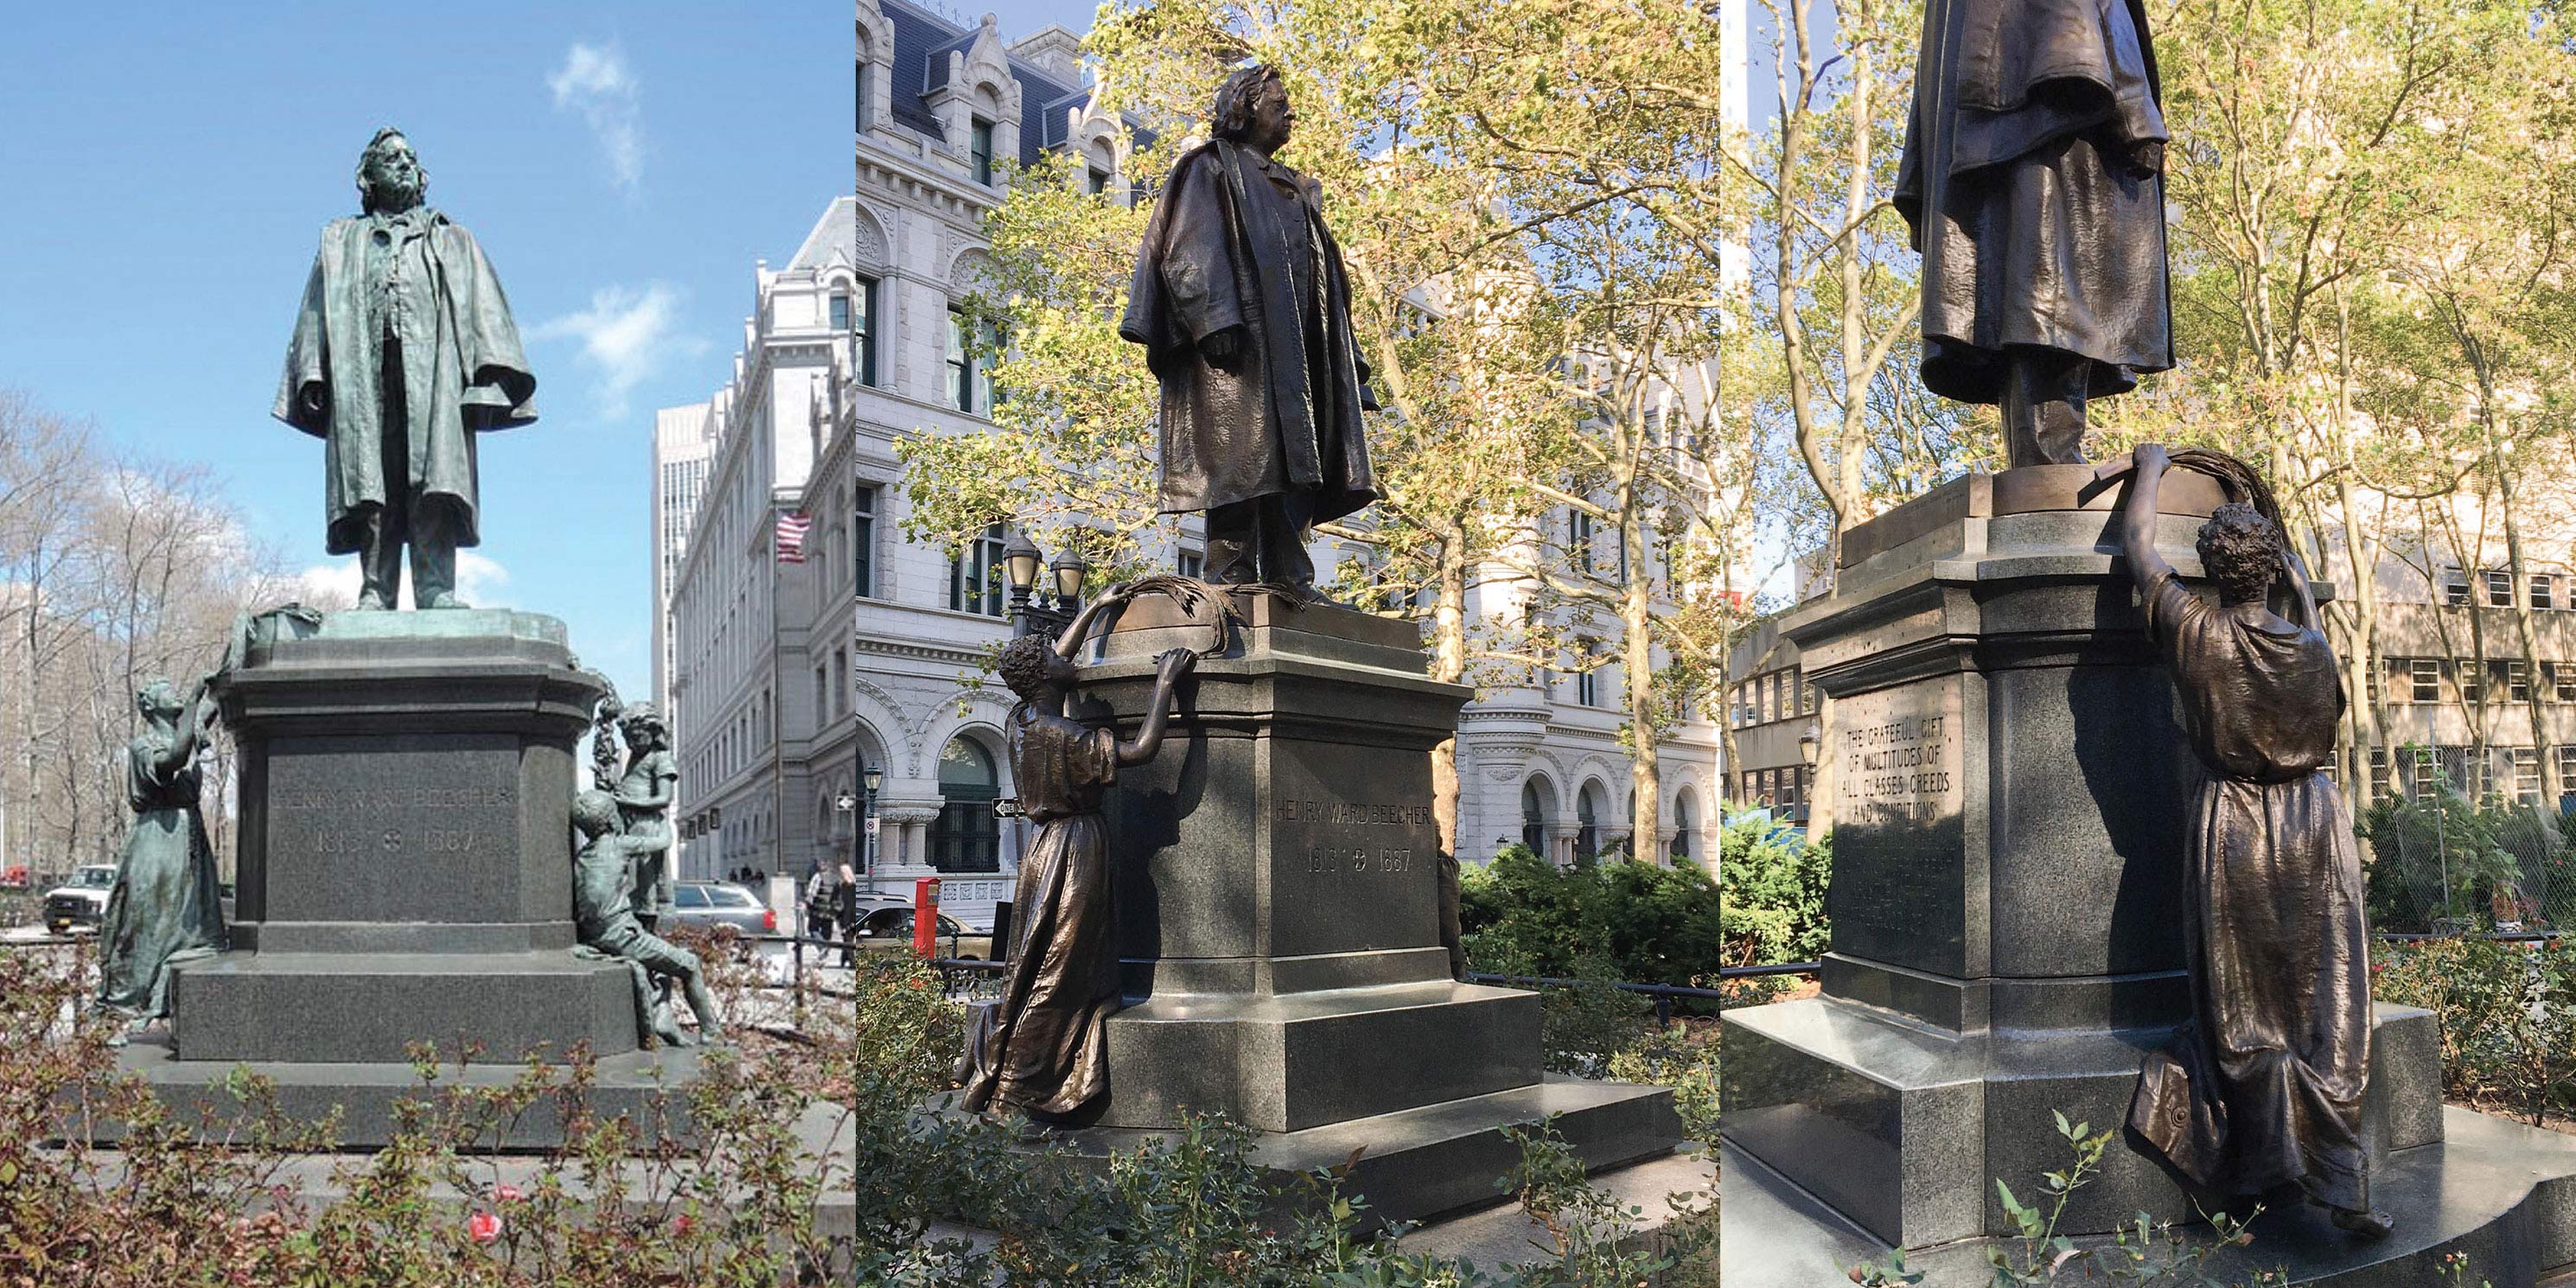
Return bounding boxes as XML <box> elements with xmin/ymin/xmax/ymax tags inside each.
<box><xmin>775</xmin><ymin>511</ymin><xmax>813</xmax><ymax>563</ymax></box>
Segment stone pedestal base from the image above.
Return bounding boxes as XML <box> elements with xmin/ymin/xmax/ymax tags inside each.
<box><xmin>1716</xmin><ymin>466</ymin><xmax>2520</xmax><ymax>1276</ymax></box>
<box><xmin>91</xmin><ymin>1035</ymin><xmax>702</xmax><ymax>1151</ymax></box>
<box><xmin>964</xmin><ymin>1074</ymin><xmax>1679</xmax><ymax>1229</ymax></box>
<box><xmin>112</xmin><ymin>610</ymin><xmax>698</xmax><ymax>1145</ymax></box>
<box><xmin>1722</xmin><ymin>1106</ymin><xmax>2576</xmax><ymax>1287</ymax></box>
<box><xmin>1097</xmin><ymin>979</ymin><xmax>1540</xmax><ymax>1132</ymax></box>
<box><xmin>1043</xmin><ymin>591</ymin><xmax>1679</xmax><ymax>1215</ymax></box>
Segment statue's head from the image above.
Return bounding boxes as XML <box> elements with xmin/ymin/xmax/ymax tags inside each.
<box><xmin>1210</xmin><ymin>64</ymin><xmax>1293</xmax><ymax>152</ymax></box>
<box><xmin>2196</xmin><ymin>502</ymin><xmax>2284</xmax><ymax>603</ymax></box>
<box><xmin>572</xmin><ymin>788</ymin><xmax>620</xmax><ymax>840</ymax></box>
<box><xmin>619</xmin><ymin>703</ymin><xmax>666</xmax><ymax>748</ymax></box>
<box><xmin>356</xmin><ymin>127</ymin><xmax>427</xmax><ymax>215</ymax></box>
<box><xmin>996</xmin><ymin>634</ymin><xmax>1073</xmax><ymax>704</ymax></box>
<box><xmin>134</xmin><ymin>679</ymin><xmax>183</xmax><ymax>721</ymax></box>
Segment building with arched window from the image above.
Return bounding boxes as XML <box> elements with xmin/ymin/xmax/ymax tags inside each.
<box><xmin>657</xmin><ymin>7</ymin><xmax>1134</xmax><ymax>928</ymax></box>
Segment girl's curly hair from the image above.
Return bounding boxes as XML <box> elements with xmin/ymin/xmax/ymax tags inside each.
<box><xmin>2196</xmin><ymin>501</ymin><xmax>2283</xmax><ymax>602</ymax></box>
<box><xmin>996</xmin><ymin>634</ymin><xmax>1057</xmax><ymax>704</ymax></box>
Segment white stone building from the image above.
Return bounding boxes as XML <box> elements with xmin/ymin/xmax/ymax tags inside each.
<box><xmin>651</xmin><ymin>2</ymin><xmax>1721</xmax><ymax>922</ymax></box>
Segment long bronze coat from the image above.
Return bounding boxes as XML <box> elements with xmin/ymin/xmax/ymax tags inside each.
<box><xmin>274</xmin><ymin>209</ymin><xmax>536</xmax><ymax>555</ymax></box>
<box><xmin>1119</xmin><ymin>140</ymin><xmax>1377</xmax><ymax>523</ymax></box>
<box><xmin>1893</xmin><ymin>0</ymin><xmax>2175</xmax><ymax>404</ymax></box>
<box><xmin>2126</xmin><ymin>570</ymin><xmax>2372</xmax><ymax>1215</ymax></box>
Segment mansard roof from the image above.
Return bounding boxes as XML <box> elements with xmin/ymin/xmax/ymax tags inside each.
<box><xmin>880</xmin><ymin>0</ymin><xmax>1081</xmax><ymax>169</ymax></box>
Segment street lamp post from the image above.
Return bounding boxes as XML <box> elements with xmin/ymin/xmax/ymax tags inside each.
<box><xmin>862</xmin><ymin>762</ymin><xmax>883</xmax><ymax>895</ymax></box>
<box><xmin>1000</xmin><ymin>529</ymin><xmax>1087</xmax><ymax>640</ymax></box>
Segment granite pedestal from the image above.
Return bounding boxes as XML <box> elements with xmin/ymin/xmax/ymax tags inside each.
<box><xmin>1033</xmin><ymin>591</ymin><xmax>1678</xmax><ymax>1222</ymax></box>
<box><xmin>91</xmin><ymin>610</ymin><xmax>694</xmax><ymax>1149</ymax></box>
<box><xmin>1718</xmin><ymin>466</ymin><xmax>2576</xmax><ymax>1285</ymax></box>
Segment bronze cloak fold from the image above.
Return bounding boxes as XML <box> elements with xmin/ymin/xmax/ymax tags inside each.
<box><xmin>1893</xmin><ymin>0</ymin><xmax>2175</xmax><ymax>405</ymax></box>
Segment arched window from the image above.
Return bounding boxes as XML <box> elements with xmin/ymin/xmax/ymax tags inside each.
<box><xmin>1671</xmin><ymin>791</ymin><xmax>1699</xmax><ymax>864</ymax></box>
<box><xmin>931</xmin><ymin>736</ymin><xmax>1001</xmax><ymax>873</ymax></box>
<box><xmin>1520</xmin><ymin>780</ymin><xmax>1550</xmax><ymax>856</ymax></box>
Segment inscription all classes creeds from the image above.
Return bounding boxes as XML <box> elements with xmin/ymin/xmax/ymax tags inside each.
<box><xmin>1828</xmin><ymin>682</ymin><xmax>1970</xmax><ymax>969</ymax></box>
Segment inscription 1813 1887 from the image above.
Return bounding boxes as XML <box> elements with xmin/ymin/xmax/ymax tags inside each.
<box><xmin>1281</xmin><ymin>799</ymin><xmax>1431</xmax><ymax>875</ymax></box>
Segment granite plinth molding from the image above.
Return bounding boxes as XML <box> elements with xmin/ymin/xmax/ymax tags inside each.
<box><xmin>1017</xmin><ymin>592</ymin><xmax>1678</xmax><ymax>1218</ymax></box>
<box><xmin>80</xmin><ymin>611</ymin><xmax>701</xmax><ymax>1148</ymax></box>
<box><xmin>947</xmin><ymin>1074</ymin><xmax>1680</xmax><ymax>1231</ymax></box>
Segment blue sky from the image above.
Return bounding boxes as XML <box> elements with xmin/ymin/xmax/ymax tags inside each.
<box><xmin>0</xmin><ymin>2</ymin><xmax>1094</xmax><ymax>701</ymax></box>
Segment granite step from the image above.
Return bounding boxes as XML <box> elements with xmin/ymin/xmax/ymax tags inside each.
<box><xmin>1724</xmin><ymin>1106</ymin><xmax>2576</xmax><ymax>1287</ymax></box>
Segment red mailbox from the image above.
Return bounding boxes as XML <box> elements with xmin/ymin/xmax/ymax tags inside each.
<box><xmin>913</xmin><ymin>877</ymin><xmax>941</xmax><ymax>957</ymax></box>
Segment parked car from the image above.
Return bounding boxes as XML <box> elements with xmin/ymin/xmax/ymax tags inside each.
<box><xmin>663</xmin><ymin>881</ymin><xmax>775</xmax><ymax>938</ymax></box>
<box><xmin>850</xmin><ymin>903</ymin><xmax>993</xmax><ymax>960</ymax></box>
<box><xmin>44</xmin><ymin>864</ymin><xmax>118</xmax><ymax>934</ymax></box>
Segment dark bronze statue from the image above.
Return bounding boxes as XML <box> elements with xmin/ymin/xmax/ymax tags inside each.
<box><xmin>91</xmin><ymin>679</ymin><xmax>230</xmax><ymax>1038</ymax></box>
<box><xmin>1895</xmin><ymin>0</ymin><xmax>2174</xmax><ymax>466</ymax></box>
<box><xmin>959</xmin><ymin>614</ymin><xmax>1196</xmax><ymax>1121</ymax></box>
<box><xmin>2107</xmin><ymin>444</ymin><xmax>2387</xmax><ymax>1239</ymax></box>
<box><xmin>277</xmin><ymin>128</ymin><xmax>537</xmax><ymax>610</ymax></box>
<box><xmin>1119</xmin><ymin>66</ymin><xmax>1378</xmax><ymax>601</ymax></box>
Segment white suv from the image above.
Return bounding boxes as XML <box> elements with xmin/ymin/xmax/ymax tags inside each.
<box><xmin>43</xmin><ymin>864</ymin><xmax>117</xmax><ymax>935</ymax></box>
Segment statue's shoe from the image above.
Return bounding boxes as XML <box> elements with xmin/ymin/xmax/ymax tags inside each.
<box><xmin>418</xmin><ymin>593</ymin><xmax>472</xmax><ymax>609</ymax></box>
<box><xmin>2330</xmin><ymin>1206</ymin><xmax>2395</xmax><ymax>1240</ymax></box>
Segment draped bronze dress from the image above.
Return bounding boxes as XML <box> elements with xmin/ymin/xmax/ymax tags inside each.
<box><xmin>93</xmin><ymin>730</ymin><xmax>229</xmax><ymax>1020</ymax></box>
<box><xmin>2127</xmin><ymin>570</ymin><xmax>2371</xmax><ymax>1215</ymax></box>
<box><xmin>959</xmin><ymin>705</ymin><xmax>1125</xmax><ymax>1118</ymax></box>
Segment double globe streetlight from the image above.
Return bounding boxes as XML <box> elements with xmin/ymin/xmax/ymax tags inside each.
<box><xmin>1000</xmin><ymin>530</ymin><xmax>1087</xmax><ymax>640</ymax></box>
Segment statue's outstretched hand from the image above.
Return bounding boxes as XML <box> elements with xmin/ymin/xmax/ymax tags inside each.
<box><xmin>1198</xmin><ymin>328</ymin><xmax>1242</xmax><ymax>361</ymax></box>
<box><xmin>1155</xmin><ymin>647</ymin><xmax>1198</xmax><ymax>681</ymax></box>
<box><xmin>2126</xmin><ymin>138</ymin><xmax>2166</xmax><ymax>180</ymax></box>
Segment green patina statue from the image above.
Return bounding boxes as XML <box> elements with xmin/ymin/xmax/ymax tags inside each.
<box><xmin>91</xmin><ymin>679</ymin><xmax>230</xmax><ymax>1038</ymax></box>
<box><xmin>275</xmin><ymin>127</ymin><xmax>537</xmax><ymax>610</ymax></box>
<box><xmin>571</xmin><ymin>789</ymin><xmax>720</xmax><ymax>1048</ymax></box>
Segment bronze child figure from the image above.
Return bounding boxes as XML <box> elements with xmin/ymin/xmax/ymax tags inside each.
<box><xmin>1119</xmin><ymin>65</ymin><xmax>1379</xmax><ymax>600</ymax></box>
<box><xmin>2111</xmin><ymin>444</ymin><xmax>2388</xmax><ymax>1239</ymax></box>
<box><xmin>958</xmin><ymin>630</ymin><xmax>1197</xmax><ymax>1121</ymax></box>
<box><xmin>571</xmin><ymin>789</ymin><xmax>721</xmax><ymax>1048</ymax></box>
<box><xmin>91</xmin><ymin>679</ymin><xmax>231</xmax><ymax>1037</ymax></box>
<box><xmin>276</xmin><ymin>127</ymin><xmax>537</xmax><ymax>609</ymax></box>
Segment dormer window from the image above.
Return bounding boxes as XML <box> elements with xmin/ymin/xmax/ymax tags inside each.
<box><xmin>971</xmin><ymin>118</ymin><xmax>995</xmax><ymax>185</ymax></box>
<box><xmin>1087</xmin><ymin>165</ymin><xmax>1110</xmax><ymax>194</ymax></box>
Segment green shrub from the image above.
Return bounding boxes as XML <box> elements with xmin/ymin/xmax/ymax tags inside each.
<box><xmin>2375</xmin><ymin>935</ymin><xmax>2576</xmax><ymax>1125</ymax></box>
<box><xmin>1458</xmin><ymin>843</ymin><xmax>1725</xmax><ymax>992</ymax></box>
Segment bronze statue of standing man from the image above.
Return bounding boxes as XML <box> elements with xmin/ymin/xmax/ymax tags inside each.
<box><xmin>277</xmin><ymin>128</ymin><xmax>537</xmax><ymax>609</ymax></box>
<box><xmin>1120</xmin><ymin>66</ymin><xmax>1378</xmax><ymax>603</ymax></box>
<box><xmin>1895</xmin><ymin>0</ymin><xmax>2174</xmax><ymax>465</ymax></box>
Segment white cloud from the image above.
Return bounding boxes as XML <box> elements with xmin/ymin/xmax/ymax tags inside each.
<box><xmin>297</xmin><ymin>550</ymin><xmax>511</xmax><ymax>610</ymax></box>
<box><xmin>548</xmin><ymin>41</ymin><xmax>644</xmax><ymax>194</ymax></box>
<box><xmin>529</xmin><ymin>284</ymin><xmax>703</xmax><ymax>420</ymax></box>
